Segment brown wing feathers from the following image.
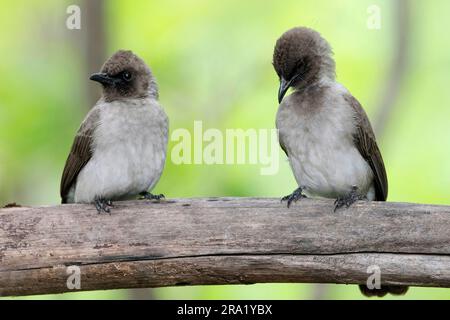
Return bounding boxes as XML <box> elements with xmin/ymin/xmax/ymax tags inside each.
<box><xmin>344</xmin><ymin>94</ymin><xmax>388</xmax><ymax>201</ymax></box>
<box><xmin>60</xmin><ymin>109</ymin><xmax>99</xmax><ymax>203</ymax></box>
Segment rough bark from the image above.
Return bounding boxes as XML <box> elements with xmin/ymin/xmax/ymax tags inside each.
<box><xmin>0</xmin><ymin>198</ymin><xmax>449</xmax><ymax>296</ymax></box>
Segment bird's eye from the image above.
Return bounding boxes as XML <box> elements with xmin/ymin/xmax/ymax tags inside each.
<box><xmin>122</xmin><ymin>71</ymin><xmax>132</xmax><ymax>81</ymax></box>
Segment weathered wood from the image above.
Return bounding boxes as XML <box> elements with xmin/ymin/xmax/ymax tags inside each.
<box><xmin>0</xmin><ymin>198</ymin><xmax>449</xmax><ymax>296</ymax></box>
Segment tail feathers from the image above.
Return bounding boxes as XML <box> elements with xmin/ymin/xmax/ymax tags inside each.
<box><xmin>359</xmin><ymin>285</ymin><xmax>409</xmax><ymax>297</ymax></box>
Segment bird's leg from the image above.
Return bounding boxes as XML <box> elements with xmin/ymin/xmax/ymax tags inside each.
<box><xmin>281</xmin><ymin>186</ymin><xmax>307</xmax><ymax>208</ymax></box>
<box><xmin>94</xmin><ymin>198</ymin><xmax>112</xmax><ymax>214</ymax></box>
<box><xmin>334</xmin><ymin>186</ymin><xmax>364</xmax><ymax>212</ymax></box>
<box><xmin>139</xmin><ymin>191</ymin><xmax>165</xmax><ymax>201</ymax></box>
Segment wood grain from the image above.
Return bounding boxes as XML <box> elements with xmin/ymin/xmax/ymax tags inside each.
<box><xmin>0</xmin><ymin>198</ymin><xmax>449</xmax><ymax>296</ymax></box>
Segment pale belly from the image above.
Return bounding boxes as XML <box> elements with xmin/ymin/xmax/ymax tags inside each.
<box><xmin>73</xmin><ymin>100</ymin><xmax>168</xmax><ymax>203</ymax></box>
<box><xmin>288</xmin><ymin>141</ymin><xmax>374</xmax><ymax>199</ymax></box>
<box><xmin>276</xmin><ymin>84</ymin><xmax>376</xmax><ymax>200</ymax></box>
<box><xmin>75</xmin><ymin>140</ymin><xmax>165</xmax><ymax>202</ymax></box>
<box><xmin>74</xmin><ymin>140</ymin><xmax>166</xmax><ymax>203</ymax></box>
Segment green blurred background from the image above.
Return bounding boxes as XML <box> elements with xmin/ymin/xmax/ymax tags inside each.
<box><xmin>0</xmin><ymin>0</ymin><xmax>449</xmax><ymax>299</ymax></box>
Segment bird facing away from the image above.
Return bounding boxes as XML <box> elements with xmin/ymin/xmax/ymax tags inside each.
<box><xmin>60</xmin><ymin>50</ymin><xmax>168</xmax><ymax>213</ymax></box>
<box><xmin>273</xmin><ymin>27</ymin><xmax>407</xmax><ymax>297</ymax></box>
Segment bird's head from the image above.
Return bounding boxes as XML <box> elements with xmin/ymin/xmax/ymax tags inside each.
<box><xmin>90</xmin><ymin>50</ymin><xmax>158</xmax><ymax>102</ymax></box>
<box><xmin>273</xmin><ymin>27</ymin><xmax>335</xmax><ymax>103</ymax></box>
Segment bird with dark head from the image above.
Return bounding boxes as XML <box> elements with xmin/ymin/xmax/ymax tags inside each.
<box><xmin>90</xmin><ymin>50</ymin><xmax>158</xmax><ymax>101</ymax></box>
<box><xmin>273</xmin><ymin>27</ymin><xmax>335</xmax><ymax>103</ymax></box>
<box><xmin>273</xmin><ymin>27</ymin><xmax>408</xmax><ymax>297</ymax></box>
<box><xmin>61</xmin><ymin>50</ymin><xmax>168</xmax><ymax>213</ymax></box>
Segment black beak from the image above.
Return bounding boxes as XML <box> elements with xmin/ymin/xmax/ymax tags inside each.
<box><xmin>89</xmin><ymin>73</ymin><xmax>117</xmax><ymax>86</ymax></box>
<box><xmin>278</xmin><ymin>77</ymin><xmax>292</xmax><ymax>103</ymax></box>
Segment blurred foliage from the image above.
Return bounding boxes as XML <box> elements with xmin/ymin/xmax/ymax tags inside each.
<box><xmin>0</xmin><ymin>0</ymin><xmax>449</xmax><ymax>299</ymax></box>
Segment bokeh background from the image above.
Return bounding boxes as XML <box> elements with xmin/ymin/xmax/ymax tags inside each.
<box><xmin>1</xmin><ymin>0</ymin><xmax>449</xmax><ymax>299</ymax></box>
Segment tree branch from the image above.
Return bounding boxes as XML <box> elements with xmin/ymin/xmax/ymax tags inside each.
<box><xmin>0</xmin><ymin>198</ymin><xmax>449</xmax><ymax>296</ymax></box>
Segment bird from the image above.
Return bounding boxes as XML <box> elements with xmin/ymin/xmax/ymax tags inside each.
<box><xmin>273</xmin><ymin>27</ymin><xmax>408</xmax><ymax>297</ymax></box>
<box><xmin>60</xmin><ymin>50</ymin><xmax>168</xmax><ymax>213</ymax></box>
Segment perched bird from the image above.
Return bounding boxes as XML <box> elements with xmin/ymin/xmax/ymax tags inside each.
<box><xmin>273</xmin><ymin>27</ymin><xmax>407</xmax><ymax>297</ymax></box>
<box><xmin>60</xmin><ymin>50</ymin><xmax>168</xmax><ymax>213</ymax></box>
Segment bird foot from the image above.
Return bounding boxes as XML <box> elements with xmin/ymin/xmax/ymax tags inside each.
<box><xmin>139</xmin><ymin>192</ymin><xmax>165</xmax><ymax>201</ymax></box>
<box><xmin>281</xmin><ymin>187</ymin><xmax>307</xmax><ymax>208</ymax></box>
<box><xmin>334</xmin><ymin>186</ymin><xmax>364</xmax><ymax>212</ymax></box>
<box><xmin>95</xmin><ymin>198</ymin><xmax>113</xmax><ymax>214</ymax></box>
